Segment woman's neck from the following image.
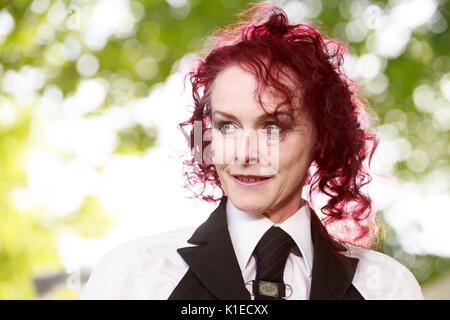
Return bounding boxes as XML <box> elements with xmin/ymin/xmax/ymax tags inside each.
<box><xmin>263</xmin><ymin>195</ymin><xmax>305</xmax><ymax>224</ymax></box>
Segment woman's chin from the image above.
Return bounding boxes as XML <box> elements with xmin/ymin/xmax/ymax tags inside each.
<box><xmin>228</xmin><ymin>196</ymin><xmax>269</xmax><ymax>215</ymax></box>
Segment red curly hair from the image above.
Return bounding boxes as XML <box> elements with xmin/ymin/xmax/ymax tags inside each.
<box><xmin>178</xmin><ymin>2</ymin><xmax>380</xmax><ymax>248</ymax></box>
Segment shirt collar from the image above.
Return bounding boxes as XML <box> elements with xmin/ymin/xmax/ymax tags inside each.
<box><xmin>226</xmin><ymin>198</ymin><xmax>314</xmax><ymax>277</ymax></box>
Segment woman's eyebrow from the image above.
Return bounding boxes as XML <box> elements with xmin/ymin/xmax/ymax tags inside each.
<box><xmin>212</xmin><ymin>110</ymin><xmax>283</xmax><ymax>122</ymax></box>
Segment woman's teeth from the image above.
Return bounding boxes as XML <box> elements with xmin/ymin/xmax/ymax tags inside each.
<box><xmin>236</xmin><ymin>177</ymin><xmax>267</xmax><ymax>182</ymax></box>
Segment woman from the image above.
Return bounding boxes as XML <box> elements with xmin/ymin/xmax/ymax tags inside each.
<box><xmin>80</xmin><ymin>3</ymin><xmax>423</xmax><ymax>300</ymax></box>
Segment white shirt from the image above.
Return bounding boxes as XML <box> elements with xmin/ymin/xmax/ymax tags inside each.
<box><xmin>226</xmin><ymin>198</ymin><xmax>313</xmax><ymax>299</ymax></box>
<box><xmin>80</xmin><ymin>199</ymin><xmax>424</xmax><ymax>300</ymax></box>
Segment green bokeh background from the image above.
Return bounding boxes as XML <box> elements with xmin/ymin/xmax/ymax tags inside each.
<box><xmin>0</xmin><ymin>0</ymin><xmax>449</xmax><ymax>299</ymax></box>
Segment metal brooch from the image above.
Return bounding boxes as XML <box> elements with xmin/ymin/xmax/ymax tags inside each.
<box><xmin>245</xmin><ymin>280</ymin><xmax>293</xmax><ymax>299</ymax></box>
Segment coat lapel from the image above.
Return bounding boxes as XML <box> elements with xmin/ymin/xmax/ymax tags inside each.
<box><xmin>172</xmin><ymin>196</ymin><xmax>251</xmax><ymax>300</ymax></box>
<box><xmin>308</xmin><ymin>208</ymin><xmax>361</xmax><ymax>299</ymax></box>
<box><xmin>170</xmin><ymin>196</ymin><xmax>360</xmax><ymax>300</ymax></box>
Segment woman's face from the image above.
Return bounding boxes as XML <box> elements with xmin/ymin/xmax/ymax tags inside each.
<box><xmin>210</xmin><ymin>65</ymin><xmax>317</xmax><ymax>222</ymax></box>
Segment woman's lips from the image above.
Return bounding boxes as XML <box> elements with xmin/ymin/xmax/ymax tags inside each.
<box><xmin>232</xmin><ymin>175</ymin><xmax>272</xmax><ymax>187</ymax></box>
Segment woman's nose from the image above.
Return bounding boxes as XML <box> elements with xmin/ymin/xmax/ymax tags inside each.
<box><xmin>235</xmin><ymin>129</ymin><xmax>259</xmax><ymax>165</ymax></box>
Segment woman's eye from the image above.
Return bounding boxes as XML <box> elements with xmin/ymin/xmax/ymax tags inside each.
<box><xmin>264</xmin><ymin>122</ymin><xmax>281</xmax><ymax>132</ymax></box>
<box><xmin>218</xmin><ymin>121</ymin><xmax>236</xmax><ymax>133</ymax></box>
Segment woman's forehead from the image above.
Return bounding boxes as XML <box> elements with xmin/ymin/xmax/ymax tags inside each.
<box><xmin>210</xmin><ymin>65</ymin><xmax>299</xmax><ymax>112</ymax></box>
<box><xmin>210</xmin><ymin>65</ymin><xmax>259</xmax><ymax>102</ymax></box>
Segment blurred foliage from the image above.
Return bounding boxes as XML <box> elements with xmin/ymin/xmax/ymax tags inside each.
<box><xmin>0</xmin><ymin>110</ymin><xmax>61</xmax><ymax>298</ymax></box>
<box><xmin>0</xmin><ymin>0</ymin><xmax>449</xmax><ymax>299</ymax></box>
<box><xmin>115</xmin><ymin>124</ymin><xmax>158</xmax><ymax>154</ymax></box>
<box><xmin>378</xmin><ymin>213</ymin><xmax>450</xmax><ymax>285</ymax></box>
<box><xmin>61</xmin><ymin>195</ymin><xmax>114</xmax><ymax>238</ymax></box>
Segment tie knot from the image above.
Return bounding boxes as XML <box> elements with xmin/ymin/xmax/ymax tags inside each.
<box><xmin>253</xmin><ymin>226</ymin><xmax>296</xmax><ymax>284</ymax></box>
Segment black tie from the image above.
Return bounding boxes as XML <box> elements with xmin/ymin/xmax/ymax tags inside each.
<box><xmin>253</xmin><ymin>226</ymin><xmax>297</xmax><ymax>300</ymax></box>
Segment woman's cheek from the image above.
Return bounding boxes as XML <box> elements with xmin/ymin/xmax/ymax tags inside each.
<box><xmin>267</xmin><ymin>143</ymin><xmax>280</xmax><ymax>174</ymax></box>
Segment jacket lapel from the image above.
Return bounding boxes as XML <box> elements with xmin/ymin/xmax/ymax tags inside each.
<box><xmin>308</xmin><ymin>208</ymin><xmax>360</xmax><ymax>299</ymax></box>
<box><xmin>174</xmin><ymin>196</ymin><xmax>251</xmax><ymax>300</ymax></box>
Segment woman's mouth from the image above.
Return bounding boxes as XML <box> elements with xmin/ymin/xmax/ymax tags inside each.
<box><xmin>232</xmin><ymin>175</ymin><xmax>272</xmax><ymax>186</ymax></box>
